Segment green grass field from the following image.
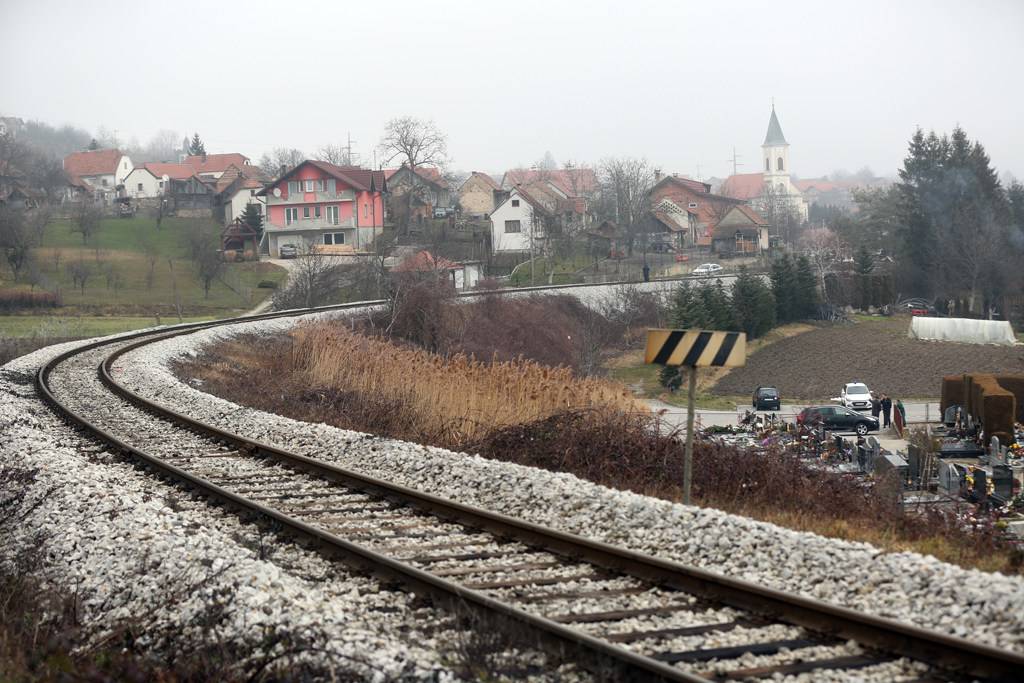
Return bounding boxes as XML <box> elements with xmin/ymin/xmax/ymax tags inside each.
<box><xmin>0</xmin><ymin>314</ymin><xmax>215</xmax><ymax>339</ymax></box>
<box><xmin>0</xmin><ymin>215</ymin><xmax>286</xmax><ymax>320</ymax></box>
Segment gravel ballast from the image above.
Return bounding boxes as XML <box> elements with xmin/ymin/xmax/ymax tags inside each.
<box><xmin>111</xmin><ymin>307</ymin><xmax>1024</xmax><ymax>655</ymax></box>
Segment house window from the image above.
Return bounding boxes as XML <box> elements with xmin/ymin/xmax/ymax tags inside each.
<box><xmin>285</xmin><ymin>207</ymin><xmax>298</xmax><ymax>224</ymax></box>
<box><xmin>777</xmin><ymin>157</ymin><xmax>784</xmax><ymax>171</ymax></box>
<box><xmin>316</xmin><ymin>179</ymin><xmax>325</xmax><ymax>192</ymax></box>
<box><xmin>326</xmin><ymin>206</ymin><xmax>339</xmax><ymax>225</ymax></box>
<box><xmin>314</xmin><ymin>206</ymin><xmax>321</xmax><ymax>218</ymax></box>
<box><xmin>363</xmin><ymin>203</ymin><xmax>368</xmax><ymax>218</ymax></box>
<box><xmin>323</xmin><ymin>232</ymin><xmax>345</xmax><ymax>245</ymax></box>
<box><xmin>303</xmin><ymin>206</ymin><xmax>311</xmax><ymax>219</ymax></box>
<box><xmin>250</xmin><ymin>190</ymin><xmax>256</xmax><ymax>197</ymax></box>
<box><xmin>102</xmin><ymin>178</ymin><xmax>109</xmax><ymax>187</ymax></box>
<box><xmin>159</xmin><ymin>181</ymin><xmax>164</xmax><ymax>189</ymax></box>
<box><xmin>504</xmin><ymin>220</ymin><xmax>521</xmax><ymax>233</ymax></box>
<box><xmin>304</xmin><ymin>180</ymin><xmax>314</xmax><ymax>192</ymax></box>
<box><xmin>288</xmin><ymin>181</ymin><xmax>301</xmax><ymax>195</ymax></box>
<box><xmin>511</xmin><ymin>199</ymin><xmax>520</xmax><ymax>207</ymax></box>
<box><xmin>765</xmin><ymin>158</ymin><xmax>770</xmax><ymax>171</ymax></box>
<box><xmin>137</xmin><ymin>183</ymin><xmax>143</xmax><ymax>191</ymax></box>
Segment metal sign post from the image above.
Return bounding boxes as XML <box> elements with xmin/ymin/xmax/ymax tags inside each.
<box><xmin>645</xmin><ymin>328</ymin><xmax>747</xmax><ymax>505</ymax></box>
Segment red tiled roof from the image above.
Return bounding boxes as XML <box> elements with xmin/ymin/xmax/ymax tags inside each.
<box><xmin>650</xmin><ymin>179</ymin><xmax>741</xmax><ymax>231</ymax></box>
<box><xmin>259</xmin><ymin>160</ymin><xmax>386</xmax><ymax>194</ymax></box>
<box><xmin>652</xmin><ymin>175</ymin><xmax>711</xmax><ymax>195</ymax></box>
<box><xmin>384</xmin><ymin>165</ymin><xmax>449</xmax><ymax>189</ymax></box>
<box><xmin>64</xmin><ymin>149</ymin><xmax>124</xmax><ymax>177</ymax></box>
<box><xmin>142</xmin><ymin>162</ymin><xmax>196</xmax><ymax>180</ymax></box>
<box><xmin>393</xmin><ymin>250</ymin><xmax>459</xmax><ymax>272</ymax></box>
<box><xmin>502</xmin><ymin>168</ymin><xmax>598</xmax><ymax>196</ymax></box>
<box><xmin>183</xmin><ymin>153</ymin><xmax>250</xmax><ymax>175</ymax></box>
<box><xmin>719</xmin><ymin>173</ymin><xmax>765</xmax><ymax>201</ymax></box>
<box><xmin>652</xmin><ymin>210</ymin><xmax>687</xmax><ymax>233</ymax></box>
<box><xmin>735</xmin><ymin>204</ymin><xmax>768</xmax><ymax>225</ymax></box>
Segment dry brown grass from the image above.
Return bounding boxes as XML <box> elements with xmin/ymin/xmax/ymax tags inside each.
<box><xmin>290</xmin><ymin>322</ymin><xmax>644</xmax><ymax>443</ymax></box>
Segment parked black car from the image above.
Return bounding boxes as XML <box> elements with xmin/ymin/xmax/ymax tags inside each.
<box><xmin>752</xmin><ymin>386</ymin><xmax>781</xmax><ymax>411</ymax></box>
<box><xmin>797</xmin><ymin>405</ymin><xmax>879</xmax><ymax>435</ymax></box>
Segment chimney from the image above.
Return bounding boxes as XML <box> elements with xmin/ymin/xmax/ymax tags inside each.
<box><xmin>279</xmin><ymin>164</ymin><xmax>286</xmax><ymax>177</ymax></box>
<box><xmin>654</xmin><ymin>169</ymin><xmax>662</xmax><ymax>181</ymax></box>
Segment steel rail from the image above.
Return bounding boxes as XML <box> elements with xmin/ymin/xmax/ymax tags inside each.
<box><xmin>31</xmin><ymin>296</ymin><xmax>1024</xmax><ymax>682</ymax></box>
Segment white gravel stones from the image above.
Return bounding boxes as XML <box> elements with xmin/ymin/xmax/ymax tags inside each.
<box><xmin>1</xmin><ymin>334</ymin><xmax>502</xmax><ymax>681</ymax></box>
<box><xmin>116</xmin><ymin>304</ymin><xmax>1024</xmax><ymax>656</ymax></box>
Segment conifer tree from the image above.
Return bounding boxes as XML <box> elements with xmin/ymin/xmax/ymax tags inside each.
<box><xmin>732</xmin><ymin>267</ymin><xmax>776</xmax><ymax>338</ymax></box>
<box><xmin>794</xmin><ymin>255</ymin><xmax>819</xmax><ymax>318</ymax></box>
<box><xmin>188</xmin><ymin>133</ymin><xmax>206</xmax><ymax>156</ymax></box>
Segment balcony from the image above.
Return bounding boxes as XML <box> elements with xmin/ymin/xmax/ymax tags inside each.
<box><xmin>265</xmin><ymin>189</ymin><xmax>356</xmax><ymax>205</ymax></box>
<box><xmin>269</xmin><ymin>216</ymin><xmax>356</xmax><ymax>232</ymax></box>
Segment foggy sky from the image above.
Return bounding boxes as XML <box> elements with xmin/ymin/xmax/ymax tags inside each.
<box><xmin>2</xmin><ymin>0</ymin><xmax>1022</xmax><ymax>180</ymax></box>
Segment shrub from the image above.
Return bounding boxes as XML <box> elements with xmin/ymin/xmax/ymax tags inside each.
<box><xmin>0</xmin><ymin>289</ymin><xmax>60</xmax><ymax>312</ymax></box>
<box><xmin>256</xmin><ymin>280</ymin><xmax>278</xmax><ymax>289</ymax></box>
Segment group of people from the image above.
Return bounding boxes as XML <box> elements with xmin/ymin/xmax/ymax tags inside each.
<box><xmin>870</xmin><ymin>392</ymin><xmax>894</xmax><ymax>428</ymax></box>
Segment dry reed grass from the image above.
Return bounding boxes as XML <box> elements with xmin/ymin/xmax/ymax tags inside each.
<box><xmin>290</xmin><ymin>322</ymin><xmax>644</xmax><ymax>443</ymax></box>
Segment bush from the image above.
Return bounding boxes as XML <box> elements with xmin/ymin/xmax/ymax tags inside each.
<box><xmin>256</xmin><ymin>280</ymin><xmax>278</xmax><ymax>289</ymax></box>
<box><xmin>0</xmin><ymin>289</ymin><xmax>60</xmax><ymax>312</ymax></box>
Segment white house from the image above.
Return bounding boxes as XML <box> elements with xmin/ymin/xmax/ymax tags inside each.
<box><xmin>489</xmin><ymin>187</ymin><xmax>552</xmax><ymax>253</ymax></box>
<box><xmin>214</xmin><ymin>164</ymin><xmax>268</xmax><ymax>225</ymax></box>
<box><xmin>122</xmin><ymin>162</ymin><xmax>197</xmax><ymax>198</ymax></box>
<box><xmin>62</xmin><ymin>148</ymin><xmax>134</xmax><ymax>200</ymax></box>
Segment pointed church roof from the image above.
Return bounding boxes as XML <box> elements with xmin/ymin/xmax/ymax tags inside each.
<box><xmin>763</xmin><ymin>107</ymin><xmax>788</xmax><ymax>146</ymax></box>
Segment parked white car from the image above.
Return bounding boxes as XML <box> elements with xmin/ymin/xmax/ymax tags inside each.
<box><xmin>840</xmin><ymin>382</ymin><xmax>873</xmax><ymax>411</ymax></box>
<box><xmin>692</xmin><ymin>263</ymin><xmax>723</xmax><ymax>277</ymax></box>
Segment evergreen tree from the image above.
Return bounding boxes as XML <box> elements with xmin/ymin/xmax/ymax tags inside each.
<box><xmin>658</xmin><ymin>282</ymin><xmax>724</xmax><ymax>390</ymax></box>
<box><xmin>794</xmin><ymin>255</ymin><xmax>819</xmax><ymax>317</ymax></box>
<box><xmin>732</xmin><ymin>267</ymin><xmax>776</xmax><ymax>339</ymax></box>
<box><xmin>770</xmin><ymin>255</ymin><xmax>797</xmax><ymax>323</ymax></box>
<box><xmin>188</xmin><ymin>133</ymin><xmax>206</xmax><ymax>156</ymax></box>
<box><xmin>240</xmin><ymin>204</ymin><xmax>264</xmax><ymax>240</ymax></box>
<box><xmin>853</xmin><ymin>245</ymin><xmax>874</xmax><ymax>275</ymax></box>
<box><xmin>87</xmin><ymin>138</ymin><xmax>99</xmax><ymax>150</ymax></box>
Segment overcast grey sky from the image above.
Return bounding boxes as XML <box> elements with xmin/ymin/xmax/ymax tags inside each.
<box><xmin>2</xmin><ymin>0</ymin><xmax>1022</xmax><ymax>180</ymax></box>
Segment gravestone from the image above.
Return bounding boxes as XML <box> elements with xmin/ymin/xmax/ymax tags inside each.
<box><xmin>992</xmin><ymin>465</ymin><xmax>1013</xmax><ymax>500</ymax></box>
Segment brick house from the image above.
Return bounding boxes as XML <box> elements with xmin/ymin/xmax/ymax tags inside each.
<box><xmin>385</xmin><ymin>165</ymin><xmax>450</xmax><ymax>221</ymax></box>
<box><xmin>258</xmin><ymin>160</ymin><xmax>386</xmax><ymax>257</ymax></box>
<box><xmin>457</xmin><ymin>171</ymin><xmax>501</xmax><ymax>217</ymax></box>
<box><xmin>649</xmin><ymin>174</ymin><xmax>744</xmax><ymax>248</ymax></box>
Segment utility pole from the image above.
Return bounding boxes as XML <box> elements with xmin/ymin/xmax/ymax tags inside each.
<box><xmin>726</xmin><ymin>148</ymin><xmax>743</xmax><ymax>176</ymax></box>
<box><xmin>344</xmin><ymin>131</ymin><xmax>359</xmax><ymax>166</ymax></box>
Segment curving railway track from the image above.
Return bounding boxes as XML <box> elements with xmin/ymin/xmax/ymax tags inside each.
<box><xmin>32</xmin><ymin>299</ymin><xmax>1024</xmax><ymax>682</ymax></box>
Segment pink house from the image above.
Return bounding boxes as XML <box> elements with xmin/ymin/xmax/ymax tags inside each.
<box><xmin>258</xmin><ymin>160</ymin><xmax>387</xmax><ymax>257</ymax></box>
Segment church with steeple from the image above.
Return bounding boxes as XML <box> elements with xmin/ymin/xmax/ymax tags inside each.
<box><xmin>720</xmin><ymin>105</ymin><xmax>809</xmax><ymax>223</ymax></box>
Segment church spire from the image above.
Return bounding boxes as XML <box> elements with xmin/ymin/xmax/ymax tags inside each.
<box><xmin>763</xmin><ymin>105</ymin><xmax>788</xmax><ymax>146</ymax></box>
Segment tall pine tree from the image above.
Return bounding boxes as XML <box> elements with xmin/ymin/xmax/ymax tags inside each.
<box><xmin>732</xmin><ymin>267</ymin><xmax>776</xmax><ymax>339</ymax></box>
<box><xmin>188</xmin><ymin>133</ymin><xmax>206</xmax><ymax>156</ymax></box>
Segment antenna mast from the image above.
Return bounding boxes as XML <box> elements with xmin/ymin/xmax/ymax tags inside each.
<box><xmin>726</xmin><ymin>147</ymin><xmax>744</xmax><ymax>176</ymax></box>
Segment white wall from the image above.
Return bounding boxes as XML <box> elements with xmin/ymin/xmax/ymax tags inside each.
<box><xmin>115</xmin><ymin>155</ymin><xmax>134</xmax><ymax>187</ymax></box>
<box><xmin>124</xmin><ymin>169</ymin><xmax>163</xmax><ymax>198</ymax></box>
<box><xmin>490</xmin><ymin>190</ymin><xmax>537</xmax><ymax>253</ymax></box>
<box><xmin>228</xmin><ymin>188</ymin><xmax>266</xmax><ymax>224</ymax></box>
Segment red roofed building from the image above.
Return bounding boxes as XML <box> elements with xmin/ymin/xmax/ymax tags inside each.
<box><xmin>214</xmin><ymin>164</ymin><xmax>270</xmax><ymax>226</ymax></box>
<box><xmin>183</xmin><ymin>153</ymin><xmax>252</xmax><ymax>179</ymax></box>
<box><xmin>710</xmin><ymin>205</ymin><xmax>770</xmax><ymax>256</ymax></box>
<box><xmin>62</xmin><ymin>148</ymin><xmax>134</xmax><ymax>199</ymax></box>
<box><xmin>501</xmin><ymin>167</ymin><xmax>598</xmax><ymax>197</ymax></box>
<box><xmin>648</xmin><ymin>174</ymin><xmax>744</xmax><ymax>247</ymax></box>
<box><xmin>123</xmin><ymin>162</ymin><xmax>198</xmax><ymax>198</ymax></box>
<box><xmin>258</xmin><ymin>159</ymin><xmax>386</xmax><ymax>257</ymax></box>
<box><xmin>392</xmin><ymin>249</ymin><xmax>483</xmax><ymax>290</ymax></box>
<box><xmin>384</xmin><ymin>165</ymin><xmax>450</xmax><ymax>221</ymax></box>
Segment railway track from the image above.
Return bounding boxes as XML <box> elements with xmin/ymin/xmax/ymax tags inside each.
<box><xmin>33</xmin><ymin>304</ymin><xmax>1024</xmax><ymax>682</ymax></box>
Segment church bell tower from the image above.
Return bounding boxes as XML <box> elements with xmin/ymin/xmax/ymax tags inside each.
<box><xmin>762</xmin><ymin>105</ymin><xmax>790</xmax><ymax>194</ymax></box>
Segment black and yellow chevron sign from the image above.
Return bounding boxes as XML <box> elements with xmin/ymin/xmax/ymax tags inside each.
<box><xmin>644</xmin><ymin>329</ymin><xmax>747</xmax><ymax>368</ymax></box>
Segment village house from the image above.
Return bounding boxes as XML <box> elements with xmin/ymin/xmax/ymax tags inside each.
<box><xmin>648</xmin><ymin>174</ymin><xmax>744</xmax><ymax>248</ymax></box>
<box><xmin>213</xmin><ymin>164</ymin><xmax>268</xmax><ymax>226</ymax></box>
<box><xmin>122</xmin><ymin>162</ymin><xmax>197</xmax><ymax>199</ymax></box>
<box><xmin>182</xmin><ymin>153</ymin><xmax>252</xmax><ymax>180</ymax></box>
<box><xmin>489</xmin><ymin>186</ymin><xmax>555</xmax><ymax>253</ymax></box>
<box><xmin>385</xmin><ymin>165</ymin><xmax>450</xmax><ymax>221</ymax></box>
<box><xmin>258</xmin><ymin>159</ymin><xmax>386</xmax><ymax>257</ymax></box>
<box><xmin>710</xmin><ymin>205</ymin><xmax>770</xmax><ymax>256</ymax></box>
<box><xmin>392</xmin><ymin>250</ymin><xmax>483</xmax><ymax>290</ymax></box>
<box><xmin>62</xmin><ymin>148</ymin><xmax>134</xmax><ymax>201</ymax></box>
<box><xmin>457</xmin><ymin>171</ymin><xmax>501</xmax><ymax>217</ymax></box>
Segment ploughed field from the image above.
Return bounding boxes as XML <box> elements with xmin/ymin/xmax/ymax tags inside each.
<box><xmin>709</xmin><ymin>316</ymin><xmax>1024</xmax><ymax>400</ymax></box>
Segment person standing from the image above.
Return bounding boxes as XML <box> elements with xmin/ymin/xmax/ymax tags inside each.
<box><xmin>871</xmin><ymin>392</ymin><xmax>881</xmax><ymax>421</ymax></box>
<box><xmin>881</xmin><ymin>394</ymin><xmax>893</xmax><ymax>429</ymax></box>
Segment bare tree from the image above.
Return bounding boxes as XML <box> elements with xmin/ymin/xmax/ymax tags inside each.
<box><xmin>315</xmin><ymin>144</ymin><xmax>352</xmax><ymax>166</ymax></box>
<box><xmin>137</xmin><ymin>231</ymin><xmax>160</xmax><ymax>289</ymax></box>
<box><xmin>599</xmin><ymin>157</ymin><xmax>655</xmax><ymax>256</ymax></box>
<box><xmin>0</xmin><ymin>206</ymin><xmax>49</xmax><ymax>280</ymax></box>
<box><xmin>379</xmin><ymin>116</ymin><xmax>448</xmax><ymax>234</ymax></box>
<box><xmin>273</xmin><ymin>243</ymin><xmax>345</xmax><ymax>309</ymax></box>
<box><xmin>759</xmin><ymin>183</ymin><xmax>801</xmax><ymax>245</ymax></box>
<box><xmin>257</xmin><ymin>148</ymin><xmax>305</xmax><ymax>176</ymax></box>
<box><xmin>184</xmin><ymin>221</ymin><xmax>224</xmax><ymax>298</ymax></box>
<box><xmin>68</xmin><ymin>260</ymin><xmax>91</xmax><ymax>293</ymax></box>
<box><xmin>70</xmin><ymin>202</ymin><xmax>102</xmax><ymax>245</ymax></box>
<box><xmin>799</xmin><ymin>227</ymin><xmax>843</xmax><ymax>299</ymax></box>
<box><xmin>142</xmin><ymin>129</ymin><xmax>181</xmax><ymax>162</ymax></box>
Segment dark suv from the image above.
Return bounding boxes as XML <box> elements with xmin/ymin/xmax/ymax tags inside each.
<box><xmin>797</xmin><ymin>405</ymin><xmax>879</xmax><ymax>436</ymax></box>
<box><xmin>752</xmin><ymin>386</ymin><xmax>781</xmax><ymax>411</ymax></box>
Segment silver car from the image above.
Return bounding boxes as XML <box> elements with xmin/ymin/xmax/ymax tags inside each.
<box><xmin>841</xmin><ymin>382</ymin><xmax>873</xmax><ymax>411</ymax></box>
<box><xmin>692</xmin><ymin>263</ymin><xmax>723</xmax><ymax>277</ymax></box>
